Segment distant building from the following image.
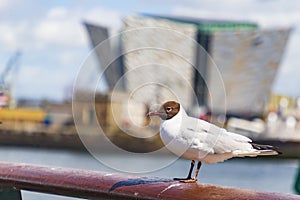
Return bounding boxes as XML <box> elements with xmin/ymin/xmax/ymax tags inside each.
<box><xmin>73</xmin><ymin>90</ymin><xmax>147</xmax><ymax>136</ymax></box>
<box><xmin>122</xmin><ymin>15</ymin><xmax>198</xmax><ymax>109</ymax></box>
<box><xmin>84</xmin><ymin>22</ymin><xmax>125</xmax><ymax>90</ymax></box>
<box><xmin>84</xmin><ymin>14</ymin><xmax>291</xmax><ymax>118</ymax></box>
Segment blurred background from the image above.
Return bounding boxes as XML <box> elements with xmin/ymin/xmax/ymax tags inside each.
<box><xmin>1</xmin><ymin>0</ymin><xmax>300</xmax><ymax>199</ymax></box>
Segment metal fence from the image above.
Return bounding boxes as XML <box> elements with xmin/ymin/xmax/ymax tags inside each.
<box><xmin>0</xmin><ymin>162</ymin><xmax>299</xmax><ymax>200</ymax></box>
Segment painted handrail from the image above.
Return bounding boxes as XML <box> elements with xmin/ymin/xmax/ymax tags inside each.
<box><xmin>0</xmin><ymin>162</ymin><xmax>299</xmax><ymax>199</ymax></box>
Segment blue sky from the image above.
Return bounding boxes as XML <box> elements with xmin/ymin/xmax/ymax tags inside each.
<box><xmin>0</xmin><ymin>0</ymin><xmax>299</xmax><ymax>101</ymax></box>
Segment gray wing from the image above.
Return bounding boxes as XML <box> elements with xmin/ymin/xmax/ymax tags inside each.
<box><xmin>183</xmin><ymin>117</ymin><xmax>253</xmax><ymax>154</ymax></box>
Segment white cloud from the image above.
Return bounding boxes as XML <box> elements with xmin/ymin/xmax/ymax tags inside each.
<box><xmin>171</xmin><ymin>1</ymin><xmax>300</xmax><ymax>28</ymax></box>
<box><xmin>33</xmin><ymin>7</ymin><xmax>86</xmax><ymax>49</ymax></box>
<box><xmin>1</xmin><ymin>5</ymin><xmax>123</xmax><ymax>50</ymax></box>
<box><xmin>30</xmin><ymin>6</ymin><xmax>123</xmax><ymax>50</ymax></box>
<box><xmin>47</xmin><ymin>7</ymin><xmax>68</xmax><ymax>18</ymax></box>
<box><xmin>14</xmin><ymin>64</ymin><xmax>75</xmax><ymax>100</ymax></box>
<box><xmin>58</xmin><ymin>51</ymin><xmax>78</xmax><ymax>66</ymax></box>
<box><xmin>0</xmin><ymin>4</ymin><xmax>123</xmax><ymax>100</ymax></box>
<box><xmin>0</xmin><ymin>24</ymin><xmax>16</xmax><ymax>47</ymax></box>
<box><xmin>83</xmin><ymin>7</ymin><xmax>123</xmax><ymax>30</ymax></box>
<box><xmin>0</xmin><ymin>0</ymin><xmax>18</xmax><ymax>11</ymax></box>
<box><xmin>0</xmin><ymin>21</ymin><xmax>31</xmax><ymax>50</ymax></box>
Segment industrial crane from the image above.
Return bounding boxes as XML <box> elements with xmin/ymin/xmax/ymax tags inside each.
<box><xmin>0</xmin><ymin>51</ymin><xmax>21</xmax><ymax>107</ymax></box>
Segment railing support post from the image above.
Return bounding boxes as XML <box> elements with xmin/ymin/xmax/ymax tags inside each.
<box><xmin>0</xmin><ymin>188</ymin><xmax>22</xmax><ymax>200</ymax></box>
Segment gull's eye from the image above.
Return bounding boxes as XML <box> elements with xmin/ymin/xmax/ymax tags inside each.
<box><xmin>166</xmin><ymin>107</ymin><xmax>172</xmax><ymax>112</ymax></box>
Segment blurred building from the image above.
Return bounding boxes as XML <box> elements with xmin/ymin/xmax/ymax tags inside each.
<box><xmin>84</xmin><ymin>22</ymin><xmax>125</xmax><ymax>90</ymax></box>
<box><xmin>268</xmin><ymin>93</ymin><xmax>296</xmax><ymax>111</ymax></box>
<box><xmin>84</xmin><ymin>14</ymin><xmax>291</xmax><ymax>120</ymax></box>
<box><xmin>73</xmin><ymin>90</ymin><xmax>147</xmax><ymax>136</ymax></box>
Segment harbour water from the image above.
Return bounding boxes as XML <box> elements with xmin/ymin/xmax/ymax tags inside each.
<box><xmin>0</xmin><ymin>146</ymin><xmax>298</xmax><ymax>199</ymax></box>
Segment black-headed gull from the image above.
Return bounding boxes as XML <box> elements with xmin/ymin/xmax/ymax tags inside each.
<box><xmin>148</xmin><ymin>101</ymin><xmax>280</xmax><ymax>183</ymax></box>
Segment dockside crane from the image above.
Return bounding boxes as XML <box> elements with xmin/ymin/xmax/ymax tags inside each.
<box><xmin>0</xmin><ymin>51</ymin><xmax>21</xmax><ymax>107</ymax></box>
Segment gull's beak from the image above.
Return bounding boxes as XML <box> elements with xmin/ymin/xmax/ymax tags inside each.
<box><xmin>146</xmin><ymin>110</ymin><xmax>167</xmax><ymax>120</ymax></box>
<box><xmin>146</xmin><ymin>111</ymin><xmax>161</xmax><ymax>117</ymax></box>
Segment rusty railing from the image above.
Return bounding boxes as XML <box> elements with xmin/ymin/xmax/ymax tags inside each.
<box><xmin>0</xmin><ymin>162</ymin><xmax>299</xmax><ymax>199</ymax></box>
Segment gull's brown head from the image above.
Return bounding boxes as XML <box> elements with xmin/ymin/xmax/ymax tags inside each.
<box><xmin>147</xmin><ymin>101</ymin><xmax>180</xmax><ymax>120</ymax></box>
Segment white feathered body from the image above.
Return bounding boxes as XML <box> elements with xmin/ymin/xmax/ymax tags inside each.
<box><xmin>160</xmin><ymin>105</ymin><xmax>277</xmax><ymax>164</ymax></box>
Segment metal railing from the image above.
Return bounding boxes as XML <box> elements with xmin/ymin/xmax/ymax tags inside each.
<box><xmin>0</xmin><ymin>162</ymin><xmax>299</xmax><ymax>200</ymax></box>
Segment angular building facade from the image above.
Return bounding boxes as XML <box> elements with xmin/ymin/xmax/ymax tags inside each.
<box><xmin>207</xmin><ymin>28</ymin><xmax>290</xmax><ymax>117</ymax></box>
<box><xmin>85</xmin><ymin>15</ymin><xmax>290</xmax><ymax>118</ymax></box>
<box><xmin>122</xmin><ymin>15</ymin><xmax>198</xmax><ymax>109</ymax></box>
<box><xmin>84</xmin><ymin>22</ymin><xmax>125</xmax><ymax>90</ymax></box>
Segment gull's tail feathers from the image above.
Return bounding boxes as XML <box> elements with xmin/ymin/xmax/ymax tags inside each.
<box><xmin>232</xmin><ymin>142</ymin><xmax>281</xmax><ymax>158</ymax></box>
<box><xmin>250</xmin><ymin>142</ymin><xmax>281</xmax><ymax>156</ymax></box>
